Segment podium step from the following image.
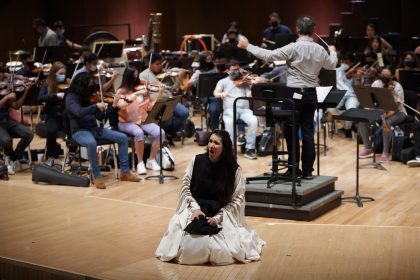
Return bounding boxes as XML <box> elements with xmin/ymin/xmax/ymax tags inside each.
<box><xmin>245</xmin><ymin>190</ymin><xmax>344</xmax><ymax>221</ymax></box>
<box><xmin>246</xmin><ymin>175</ymin><xmax>337</xmax><ymax>206</ymax></box>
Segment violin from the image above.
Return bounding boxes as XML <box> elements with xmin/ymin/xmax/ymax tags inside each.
<box><xmin>234</xmin><ymin>69</ymin><xmax>258</xmax><ymax>86</ymax></box>
<box><xmin>57</xmin><ymin>79</ymin><xmax>71</xmax><ymax>91</ymax></box>
<box><xmin>88</xmin><ymin>91</ymin><xmax>114</xmax><ymax>105</ymax></box>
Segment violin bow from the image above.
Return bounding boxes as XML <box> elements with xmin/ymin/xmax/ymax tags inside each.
<box><xmin>314</xmin><ymin>33</ymin><xmax>330</xmax><ymax>49</ymax></box>
<box><xmin>36</xmin><ymin>49</ymin><xmax>48</xmax><ymax>82</ymax></box>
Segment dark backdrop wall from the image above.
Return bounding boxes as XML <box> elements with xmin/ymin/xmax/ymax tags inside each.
<box><xmin>0</xmin><ymin>0</ymin><xmax>417</xmax><ymax>62</ymax></box>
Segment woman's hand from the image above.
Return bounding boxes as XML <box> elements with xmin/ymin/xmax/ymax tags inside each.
<box><xmin>207</xmin><ymin>217</ymin><xmax>218</xmax><ymax>226</ymax></box>
<box><xmin>191</xmin><ymin>209</ymin><xmax>205</xmax><ymax>220</ymax></box>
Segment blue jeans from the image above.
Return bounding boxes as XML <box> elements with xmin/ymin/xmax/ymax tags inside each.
<box><xmin>72</xmin><ymin>128</ymin><xmax>129</xmax><ymax>177</ymax></box>
<box><xmin>162</xmin><ymin>103</ymin><xmax>189</xmax><ymax>136</ymax></box>
<box><xmin>223</xmin><ymin>108</ymin><xmax>258</xmax><ymax>149</ymax></box>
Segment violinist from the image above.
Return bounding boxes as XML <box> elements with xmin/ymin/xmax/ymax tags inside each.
<box><xmin>32</xmin><ymin>18</ymin><xmax>59</xmax><ymax>47</ymax></box>
<box><xmin>65</xmin><ymin>72</ymin><xmax>139</xmax><ymax>189</ymax></box>
<box><xmin>139</xmin><ymin>53</ymin><xmax>189</xmax><ymax>145</ymax></box>
<box><xmin>328</xmin><ymin>53</ymin><xmax>359</xmax><ymax>138</ymax></box>
<box><xmin>0</xmin><ymin>70</ymin><xmax>34</xmax><ymax>175</ymax></box>
<box><xmin>359</xmin><ymin>68</ymin><xmax>407</xmax><ymax>161</ymax></box>
<box><xmin>73</xmin><ymin>53</ymin><xmax>117</xmax><ymax>93</ymax></box>
<box><xmin>115</xmin><ymin>67</ymin><xmax>163</xmax><ymax>175</ymax></box>
<box><xmin>37</xmin><ymin>61</ymin><xmax>67</xmax><ymax>166</ymax></box>
<box><xmin>16</xmin><ymin>51</ymin><xmax>44</xmax><ymax>80</ymax></box>
<box><xmin>355</xmin><ymin>51</ymin><xmax>380</xmax><ymax>87</ymax></box>
<box><xmin>213</xmin><ymin>60</ymin><xmax>258</xmax><ymax>160</ymax></box>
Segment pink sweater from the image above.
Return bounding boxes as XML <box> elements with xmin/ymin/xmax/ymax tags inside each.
<box><xmin>116</xmin><ymin>88</ymin><xmax>154</xmax><ymax>125</ymax></box>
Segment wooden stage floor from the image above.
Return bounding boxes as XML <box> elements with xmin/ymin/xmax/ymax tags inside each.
<box><xmin>1</xmin><ymin>128</ymin><xmax>420</xmax><ymax>279</ymax></box>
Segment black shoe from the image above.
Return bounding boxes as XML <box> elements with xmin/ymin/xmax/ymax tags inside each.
<box><xmin>301</xmin><ymin>173</ymin><xmax>314</xmax><ymax>180</ymax></box>
<box><xmin>344</xmin><ymin>129</ymin><xmax>352</xmax><ymax>138</ymax></box>
<box><xmin>244</xmin><ymin>149</ymin><xmax>257</xmax><ymax>160</ymax></box>
<box><xmin>237</xmin><ymin>135</ymin><xmax>246</xmax><ymax>146</ymax></box>
<box><xmin>282</xmin><ymin>169</ymin><xmax>302</xmax><ymax>178</ymax></box>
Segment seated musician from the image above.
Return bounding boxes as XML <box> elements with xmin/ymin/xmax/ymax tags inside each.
<box><xmin>32</xmin><ymin>18</ymin><xmax>59</xmax><ymax>47</ymax></box>
<box><xmin>37</xmin><ymin>61</ymin><xmax>67</xmax><ymax>166</ymax></box>
<box><xmin>328</xmin><ymin>53</ymin><xmax>359</xmax><ymax>138</ymax></box>
<box><xmin>364</xmin><ymin>35</ymin><xmax>390</xmax><ymax>65</ymax></box>
<box><xmin>262</xmin><ymin>12</ymin><xmax>292</xmax><ymax>49</ymax></box>
<box><xmin>65</xmin><ymin>72</ymin><xmax>139</xmax><ymax>189</ymax></box>
<box><xmin>220</xmin><ymin>21</ymin><xmax>245</xmax><ymax>44</ymax></box>
<box><xmin>359</xmin><ymin>68</ymin><xmax>407</xmax><ymax>161</ymax></box>
<box><xmin>0</xmin><ymin>73</ymin><xmax>34</xmax><ymax>175</ymax></box>
<box><xmin>52</xmin><ymin>20</ymin><xmax>82</xmax><ymax>50</ymax></box>
<box><xmin>139</xmin><ymin>53</ymin><xmax>189</xmax><ymax>144</ymax></box>
<box><xmin>365</xmin><ymin>23</ymin><xmax>393</xmax><ymax>53</ymax></box>
<box><xmin>395</xmin><ymin>51</ymin><xmax>420</xmax><ymax>81</ymax></box>
<box><xmin>213</xmin><ymin>60</ymin><xmax>258</xmax><ymax>159</ymax></box>
<box><xmin>115</xmin><ymin>67</ymin><xmax>163</xmax><ymax>175</ymax></box>
<box><xmin>355</xmin><ymin>51</ymin><xmax>380</xmax><ymax>87</ymax></box>
<box><xmin>73</xmin><ymin>53</ymin><xmax>118</xmax><ymax>93</ymax></box>
<box><xmin>218</xmin><ymin>28</ymin><xmax>251</xmax><ymax>65</ymax></box>
<box><xmin>16</xmin><ymin>51</ymin><xmax>44</xmax><ymax>80</ymax></box>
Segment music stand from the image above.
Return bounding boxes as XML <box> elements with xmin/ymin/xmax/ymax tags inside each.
<box><xmin>237</xmin><ymin>84</ymin><xmax>300</xmax><ymax>205</ymax></box>
<box><xmin>334</xmin><ymin>85</ymin><xmax>397</xmax><ymax>207</ymax></box>
<box><xmin>93</xmin><ymin>41</ymin><xmax>125</xmax><ymax>59</ymax></box>
<box><xmin>197</xmin><ymin>72</ymin><xmax>227</xmax><ymax>130</ymax></box>
<box><xmin>144</xmin><ymin>98</ymin><xmax>178</xmax><ymax>184</ymax></box>
<box><xmin>34</xmin><ymin>46</ymin><xmax>70</xmax><ymax>63</ymax></box>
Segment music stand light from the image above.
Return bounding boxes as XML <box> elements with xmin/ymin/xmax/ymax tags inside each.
<box><xmin>144</xmin><ymin>97</ymin><xmax>178</xmax><ymax>184</ymax></box>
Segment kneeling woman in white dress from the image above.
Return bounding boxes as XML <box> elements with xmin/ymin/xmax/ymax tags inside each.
<box><xmin>156</xmin><ymin>130</ymin><xmax>265</xmax><ymax>265</ymax></box>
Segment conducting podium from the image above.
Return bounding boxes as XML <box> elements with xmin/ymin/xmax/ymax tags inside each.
<box><xmin>145</xmin><ymin>97</ymin><xmax>178</xmax><ymax>184</ymax></box>
<box><xmin>334</xmin><ymin>85</ymin><xmax>398</xmax><ymax>207</ymax></box>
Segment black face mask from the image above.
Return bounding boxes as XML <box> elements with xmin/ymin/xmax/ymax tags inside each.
<box><xmin>203</xmin><ymin>61</ymin><xmax>214</xmax><ymax>70</ymax></box>
<box><xmin>271</xmin><ymin>21</ymin><xmax>279</xmax><ymax>28</ymax></box>
<box><xmin>228</xmin><ymin>38</ymin><xmax>238</xmax><ymax>44</ymax></box>
<box><xmin>404</xmin><ymin>60</ymin><xmax>416</xmax><ymax>68</ymax></box>
<box><xmin>216</xmin><ymin>63</ymin><xmax>227</xmax><ymax>72</ymax></box>
<box><xmin>380</xmin><ymin>76</ymin><xmax>391</xmax><ymax>85</ymax></box>
<box><xmin>133</xmin><ymin>77</ymin><xmax>140</xmax><ymax>85</ymax></box>
<box><xmin>229</xmin><ymin>69</ymin><xmax>241</xmax><ymax>81</ymax></box>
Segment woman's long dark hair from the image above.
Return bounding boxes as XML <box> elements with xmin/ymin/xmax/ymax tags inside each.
<box><xmin>119</xmin><ymin>67</ymin><xmax>137</xmax><ymax>91</ymax></box>
<box><xmin>206</xmin><ymin>130</ymin><xmax>239</xmax><ymax>206</ymax></box>
<box><xmin>68</xmin><ymin>72</ymin><xmax>92</xmax><ymax>105</ymax></box>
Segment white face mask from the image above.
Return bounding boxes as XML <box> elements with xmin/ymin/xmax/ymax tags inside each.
<box><xmin>341</xmin><ymin>63</ymin><xmax>350</xmax><ymax>71</ymax></box>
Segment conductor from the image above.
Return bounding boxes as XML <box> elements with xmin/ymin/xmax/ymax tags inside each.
<box><xmin>237</xmin><ymin>16</ymin><xmax>338</xmax><ymax>179</ymax></box>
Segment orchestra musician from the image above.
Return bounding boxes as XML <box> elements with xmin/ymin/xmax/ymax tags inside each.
<box><xmin>213</xmin><ymin>60</ymin><xmax>258</xmax><ymax>160</ymax></box>
<box><xmin>0</xmin><ymin>69</ymin><xmax>34</xmax><ymax>175</ymax></box>
<box><xmin>139</xmin><ymin>53</ymin><xmax>189</xmax><ymax>145</ymax></box>
<box><xmin>37</xmin><ymin>61</ymin><xmax>67</xmax><ymax>166</ymax></box>
<box><xmin>365</xmin><ymin>23</ymin><xmax>393</xmax><ymax>53</ymax></box>
<box><xmin>238</xmin><ymin>15</ymin><xmax>338</xmax><ymax>179</ymax></box>
<box><xmin>16</xmin><ymin>51</ymin><xmax>44</xmax><ymax>80</ymax></box>
<box><xmin>65</xmin><ymin>72</ymin><xmax>139</xmax><ymax>189</ymax></box>
<box><xmin>52</xmin><ymin>20</ymin><xmax>82</xmax><ymax>50</ymax></box>
<box><xmin>115</xmin><ymin>67</ymin><xmax>163</xmax><ymax>175</ymax></box>
<box><xmin>262</xmin><ymin>12</ymin><xmax>292</xmax><ymax>48</ymax></box>
<box><xmin>220</xmin><ymin>21</ymin><xmax>245</xmax><ymax>44</ymax></box>
<box><xmin>395</xmin><ymin>51</ymin><xmax>420</xmax><ymax>81</ymax></box>
<box><xmin>218</xmin><ymin>28</ymin><xmax>251</xmax><ymax>65</ymax></box>
<box><xmin>73</xmin><ymin>53</ymin><xmax>118</xmax><ymax>93</ymax></box>
<box><xmin>358</xmin><ymin>68</ymin><xmax>407</xmax><ymax>161</ymax></box>
<box><xmin>355</xmin><ymin>51</ymin><xmax>380</xmax><ymax>87</ymax></box>
<box><xmin>32</xmin><ymin>18</ymin><xmax>59</xmax><ymax>47</ymax></box>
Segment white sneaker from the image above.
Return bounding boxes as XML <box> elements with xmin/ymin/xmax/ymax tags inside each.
<box><xmin>5</xmin><ymin>157</ymin><xmax>15</xmax><ymax>175</ymax></box>
<box><xmin>137</xmin><ymin>161</ymin><xmax>147</xmax><ymax>175</ymax></box>
<box><xmin>407</xmin><ymin>158</ymin><xmax>420</xmax><ymax>167</ymax></box>
<box><xmin>146</xmin><ymin>159</ymin><xmax>161</xmax><ymax>171</ymax></box>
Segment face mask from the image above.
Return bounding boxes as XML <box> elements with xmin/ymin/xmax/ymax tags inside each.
<box><xmin>89</xmin><ymin>65</ymin><xmax>97</xmax><ymax>72</ymax></box>
<box><xmin>228</xmin><ymin>38</ymin><xmax>237</xmax><ymax>44</ymax></box>
<box><xmin>27</xmin><ymin>61</ymin><xmax>35</xmax><ymax>68</ymax></box>
<box><xmin>341</xmin><ymin>63</ymin><xmax>350</xmax><ymax>71</ymax></box>
<box><xmin>404</xmin><ymin>60</ymin><xmax>416</xmax><ymax>68</ymax></box>
<box><xmin>229</xmin><ymin>69</ymin><xmax>241</xmax><ymax>80</ymax></box>
<box><xmin>271</xmin><ymin>21</ymin><xmax>279</xmax><ymax>27</ymax></box>
<box><xmin>133</xmin><ymin>77</ymin><xmax>140</xmax><ymax>85</ymax></box>
<box><xmin>56</xmin><ymin>74</ymin><xmax>66</xmax><ymax>83</ymax></box>
<box><xmin>216</xmin><ymin>63</ymin><xmax>227</xmax><ymax>72</ymax></box>
<box><xmin>204</xmin><ymin>61</ymin><xmax>214</xmax><ymax>70</ymax></box>
<box><xmin>380</xmin><ymin>76</ymin><xmax>391</xmax><ymax>84</ymax></box>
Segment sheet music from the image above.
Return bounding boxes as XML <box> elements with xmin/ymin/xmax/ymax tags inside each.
<box><xmin>316</xmin><ymin>86</ymin><xmax>333</xmax><ymax>103</ymax></box>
